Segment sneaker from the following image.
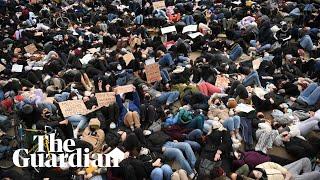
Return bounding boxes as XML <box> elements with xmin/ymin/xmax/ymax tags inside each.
<box><xmin>73</xmin><ymin>129</ymin><xmax>78</xmax><ymax>138</ymax></box>
<box><xmin>236</xmin><ymin>133</ymin><xmax>242</xmax><ymax>141</ymax></box>
<box><xmin>143</xmin><ymin>130</ymin><xmax>152</xmax><ymax>136</ymax></box>
<box><xmin>232</xmin><ymin>143</ymin><xmax>241</xmax><ymax>150</ymax></box>
<box><xmin>110</xmin><ymin>122</ymin><xmax>116</xmax><ymax>129</ymax></box>
<box><xmin>231</xmin><ymin>137</ymin><xmax>240</xmax><ymax>144</ymax></box>
<box><xmin>189</xmin><ymin>173</ymin><xmax>195</xmax><ymax>180</ymax></box>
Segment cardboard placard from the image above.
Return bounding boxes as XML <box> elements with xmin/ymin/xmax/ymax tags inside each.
<box><xmin>45</xmin><ymin>97</ymin><xmax>55</xmax><ymax>104</ymax></box>
<box><xmin>145</xmin><ymin>63</ymin><xmax>162</xmax><ymax>83</ymax></box>
<box><xmin>182</xmin><ymin>25</ymin><xmax>198</xmax><ymax>34</ymax></box>
<box><xmin>114</xmin><ymin>85</ymin><xmax>134</xmax><ymax>94</ymax></box>
<box><xmin>123</xmin><ymin>53</ymin><xmax>135</xmax><ymax>65</ymax></box>
<box><xmin>95</xmin><ymin>92</ymin><xmax>116</xmax><ymax>107</ymax></box>
<box><xmin>14</xmin><ymin>48</ymin><xmax>21</xmax><ymax>54</ymax></box>
<box><xmin>153</xmin><ymin>1</ymin><xmax>166</xmax><ymax>9</ymax></box>
<box><xmin>24</xmin><ymin>44</ymin><xmax>37</xmax><ymax>54</ymax></box>
<box><xmin>252</xmin><ymin>58</ymin><xmax>262</xmax><ymax>70</ymax></box>
<box><xmin>34</xmin><ymin>32</ymin><xmax>43</xmax><ymax>36</ymax></box>
<box><xmin>215</xmin><ymin>75</ymin><xmax>230</xmax><ymax>89</ymax></box>
<box><xmin>11</xmin><ymin>64</ymin><xmax>23</xmax><ymax>72</ymax></box>
<box><xmin>161</xmin><ymin>26</ymin><xmax>177</xmax><ymax>34</ymax></box>
<box><xmin>87</xmin><ymin>48</ymin><xmax>99</xmax><ymax>54</ymax></box>
<box><xmin>29</xmin><ymin>0</ymin><xmax>39</xmax><ymax>4</ymax></box>
<box><xmin>0</xmin><ymin>64</ymin><xmax>5</xmax><ymax>72</ymax></box>
<box><xmin>59</xmin><ymin>100</ymin><xmax>88</xmax><ymax>117</ymax></box>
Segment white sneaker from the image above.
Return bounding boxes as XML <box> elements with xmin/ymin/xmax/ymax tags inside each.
<box><xmin>231</xmin><ymin>137</ymin><xmax>240</xmax><ymax>144</ymax></box>
<box><xmin>236</xmin><ymin>133</ymin><xmax>242</xmax><ymax>142</ymax></box>
<box><xmin>189</xmin><ymin>173</ymin><xmax>195</xmax><ymax>179</ymax></box>
<box><xmin>232</xmin><ymin>143</ymin><xmax>241</xmax><ymax>150</ymax></box>
<box><xmin>143</xmin><ymin>130</ymin><xmax>152</xmax><ymax>136</ymax></box>
<box><xmin>110</xmin><ymin>122</ymin><xmax>116</xmax><ymax>129</ymax></box>
<box><xmin>73</xmin><ymin>129</ymin><xmax>79</xmax><ymax>138</ymax></box>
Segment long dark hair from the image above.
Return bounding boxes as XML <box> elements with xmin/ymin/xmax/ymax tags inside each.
<box><xmin>249</xmin><ymin>168</ymin><xmax>268</xmax><ymax>180</ymax></box>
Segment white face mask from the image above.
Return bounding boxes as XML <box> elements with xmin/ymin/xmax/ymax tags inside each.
<box><xmin>72</xmin><ymin>96</ymin><xmax>78</xmax><ymax>100</ymax></box>
<box><xmin>117</xmin><ymin>64</ymin><xmax>122</xmax><ymax>71</ymax></box>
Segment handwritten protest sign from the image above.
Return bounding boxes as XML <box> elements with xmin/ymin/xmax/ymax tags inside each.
<box><xmin>161</xmin><ymin>26</ymin><xmax>177</xmax><ymax>34</ymax></box>
<box><xmin>123</xmin><ymin>53</ymin><xmax>135</xmax><ymax>65</ymax></box>
<box><xmin>153</xmin><ymin>1</ymin><xmax>166</xmax><ymax>9</ymax></box>
<box><xmin>182</xmin><ymin>25</ymin><xmax>198</xmax><ymax>34</ymax></box>
<box><xmin>0</xmin><ymin>64</ymin><xmax>5</xmax><ymax>72</ymax></box>
<box><xmin>145</xmin><ymin>63</ymin><xmax>162</xmax><ymax>83</ymax></box>
<box><xmin>24</xmin><ymin>44</ymin><xmax>37</xmax><ymax>54</ymax></box>
<box><xmin>215</xmin><ymin>75</ymin><xmax>230</xmax><ymax>89</ymax></box>
<box><xmin>114</xmin><ymin>85</ymin><xmax>134</xmax><ymax>94</ymax></box>
<box><xmin>188</xmin><ymin>32</ymin><xmax>203</xmax><ymax>39</ymax></box>
<box><xmin>45</xmin><ymin>97</ymin><xmax>55</xmax><ymax>104</ymax></box>
<box><xmin>95</xmin><ymin>92</ymin><xmax>116</xmax><ymax>107</ymax></box>
<box><xmin>34</xmin><ymin>32</ymin><xmax>43</xmax><ymax>36</ymax></box>
<box><xmin>11</xmin><ymin>64</ymin><xmax>23</xmax><ymax>73</ymax></box>
<box><xmin>29</xmin><ymin>0</ymin><xmax>39</xmax><ymax>4</ymax></box>
<box><xmin>59</xmin><ymin>100</ymin><xmax>88</xmax><ymax>117</ymax></box>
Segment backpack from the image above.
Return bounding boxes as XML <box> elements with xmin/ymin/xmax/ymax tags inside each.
<box><xmin>198</xmin><ymin>159</ymin><xmax>224</xmax><ymax>179</ymax></box>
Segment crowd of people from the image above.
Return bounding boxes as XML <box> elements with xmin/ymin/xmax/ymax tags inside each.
<box><xmin>0</xmin><ymin>0</ymin><xmax>320</xmax><ymax>179</ymax></box>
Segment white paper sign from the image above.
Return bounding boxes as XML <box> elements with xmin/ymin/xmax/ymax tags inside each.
<box><xmin>11</xmin><ymin>64</ymin><xmax>23</xmax><ymax>72</ymax></box>
<box><xmin>235</xmin><ymin>103</ymin><xmax>255</xmax><ymax>113</ymax></box>
<box><xmin>80</xmin><ymin>54</ymin><xmax>93</xmax><ymax>65</ymax></box>
<box><xmin>188</xmin><ymin>32</ymin><xmax>204</xmax><ymax>39</ymax></box>
<box><xmin>145</xmin><ymin>58</ymin><xmax>156</xmax><ymax>66</ymax></box>
<box><xmin>32</xmin><ymin>66</ymin><xmax>44</xmax><ymax>71</ymax></box>
<box><xmin>161</xmin><ymin>26</ymin><xmax>177</xmax><ymax>34</ymax></box>
<box><xmin>182</xmin><ymin>25</ymin><xmax>198</xmax><ymax>34</ymax></box>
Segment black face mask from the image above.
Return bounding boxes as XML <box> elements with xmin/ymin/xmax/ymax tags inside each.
<box><xmin>145</xmin><ymin>95</ymin><xmax>151</xmax><ymax>101</ymax></box>
<box><xmin>90</xmin><ymin>127</ymin><xmax>96</xmax><ymax>132</ymax></box>
<box><xmin>44</xmin><ymin>112</ymin><xmax>52</xmax><ymax>118</ymax></box>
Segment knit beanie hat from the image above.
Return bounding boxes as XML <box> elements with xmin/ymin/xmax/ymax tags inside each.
<box><xmin>22</xmin><ymin>104</ymin><xmax>33</xmax><ymax>114</ymax></box>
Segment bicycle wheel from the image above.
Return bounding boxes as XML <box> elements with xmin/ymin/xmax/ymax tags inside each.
<box><xmin>56</xmin><ymin>17</ymin><xmax>70</xmax><ymax>28</ymax></box>
<box><xmin>39</xmin><ymin>18</ymin><xmax>52</xmax><ymax>27</ymax></box>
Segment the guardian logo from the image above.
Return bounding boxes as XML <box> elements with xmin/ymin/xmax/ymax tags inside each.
<box><xmin>13</xmin><ymin>133</ymin><xmax>124</xmax><ymax>168</ymax></box>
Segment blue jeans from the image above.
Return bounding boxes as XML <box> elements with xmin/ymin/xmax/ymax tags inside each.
<box><xmin>229</xmin><ymin>44</ymin><xmax>243</xmax><ymax>61</ymax></box>
<box><xmin>37</xmin><ymin>102</ymin><xmax>57</xmax><ymax>112</ymax></box>
<box><xmin>243</xmin><ymin>71</ymin><xmax>261</xmax><ymax>87</ymax></box>
<box><xmin>185</xmin><ymin>129</ymin><xmax>202</xmax><ymax>151</ymax></box>
<box><xmin>159</xmin><ymin>53</ymin><xmax>174</xmax><ymax>67</ymax></box>
<box><xmin>240</xmin><ymin>117</ymin><xmax>253</xmax><ymax>145</ymax></box>
<box><xmin>182</xmin><ymin>15</ymin><xmax>195</xmax><ymax>25</ymax></box>
<box><xmin>160</xmin><ymin>69</ymin><xmax>171</xmax><ymax>83</ymax></box>
<box><xmin>298</xmin><ymin>83</ymin><xmax>320</xmax><ymax>106</ymax></box>
<box><xmin>300</xmin><ymin>35</ymin><xmax>314</xmax><ymax>52</ymax></box>
<box><xmin>54</xmin><ymin>92</ymin><xmax>70</xmax><ymax>102</ymax></box>
<box><xmin>223</xmin><ymin>116</ymin><xmax>241</xmax><ymax>131</ymax></box>
<box><xmin>134</xmin><ymin>14</ymin><xmax>143</xmax><ymax>25</ymax></box>
<box><xmin>0</xmin><ymin>89</ymin><xmax>4</xmax><ymax>101</ymax></box>
<box><xmin>177</xmin><ymin>55</ymin><xmax>190</xmax><ymax>64</ymax></box>
<box><xmin>163</xmin><ymin>142</ymin><xmax>196</xmax><ymax>175</ymax></box>
<box><xmin>107</xmin><ymin>13</ymin><xmax>118</xmax><ymax>22</ymax></box>
<box><xmin>67</xmin><ymin>115</ymin><xmax>88</xmax><ymax>130</ymax></box>
<box><xmin>156</xmin><ymin>91</ymin><xmax>179</xmax><ymax>105</ymax></box>
<box><xmin>153</xmin><ymin>9</ymin><xmax>167</xmax><ymax>19</ymax></box>
<box><xmin>150</xmin><ymin>164</ymin><xmax>173</xmax><ymax>180</ymax></box>
<box><xmin>250</xmin><ymin>40</ymin><xmax>271</xmax><ymax>53</ymax></box>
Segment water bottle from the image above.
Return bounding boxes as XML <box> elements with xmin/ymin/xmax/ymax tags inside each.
<box><xmin>18</xmin><ymin>124</ymin><xmax>24</xmax><ymax>140</ymax></box>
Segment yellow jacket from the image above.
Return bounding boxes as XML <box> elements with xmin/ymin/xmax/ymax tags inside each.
<box><xmin>256</xmin><ymin>162</ymin><xmax>288</xmax><ymax>180</ymax></box>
